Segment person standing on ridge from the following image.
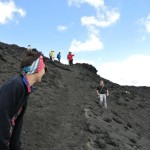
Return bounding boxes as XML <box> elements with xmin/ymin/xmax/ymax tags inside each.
<box><xmin>67</xmin><ymin>52</ymin><xmax>74</xmax><ymax>66</ymax></box>
<box><xmin>27</xmin><ymin>45</ymin><xmax>32</xmax><ymax>51</ymax></box>
<box><xmin>0</xmin><ymin>51</ymin><xmax>47</xmax><ymax>150</ymax></box>
<box><xmin>49</xmin><ymin>51</ymin><xmax>52</xmax><ymax>61</ymax></box>
<box><xmin>49</xmin><ymin>50</ymin><xmax>55</xmax><ymax>62</ymax></box>
<box><xmin>57</xmin><ymin>52</ymin><xmax>61</xmax><ymax>62</ymax></box>
<box><xmin>96</xmin><ymin>80</ymin><xmax>109</xmax><ymax>109</ymax></box>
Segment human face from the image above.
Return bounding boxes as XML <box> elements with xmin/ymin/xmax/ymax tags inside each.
<box><xmin>36</xmin><ymin>65</ymin><xmax>46</xmax><ymax>82</ymax></box>
<box><xmin>100</xmin><ymin>80</ymin><xmax>104</xmax><ymax>86</ymax></box>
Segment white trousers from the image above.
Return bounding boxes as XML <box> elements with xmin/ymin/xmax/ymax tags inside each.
<box><xmin>99</xmin><ymin>94</ymin><xmax>107</xmax><ymax>108</ymax></box>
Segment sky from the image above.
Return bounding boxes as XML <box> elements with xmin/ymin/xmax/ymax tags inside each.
<box><xmin>0</xmin><ymin>0</ymin><xmax>150</xmax><ymax>86</ymax></box>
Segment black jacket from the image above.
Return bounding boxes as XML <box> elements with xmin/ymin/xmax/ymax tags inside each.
<box><xmin>0</xmin><ymin>75</ymin><xmax>30</xmax><ymax>150</ymax></box>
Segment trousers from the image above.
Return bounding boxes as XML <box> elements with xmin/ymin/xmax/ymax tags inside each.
<box><xmin>99</xmin><ymin>94</ymin><xmax>107</xmax><ymax>108</ymax></box>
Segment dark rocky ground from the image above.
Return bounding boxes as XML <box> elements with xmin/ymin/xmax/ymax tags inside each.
<box><xmin>0</xmin><ymin>42</ymin><xmax>150</xmax><ymax>150</ymax></box>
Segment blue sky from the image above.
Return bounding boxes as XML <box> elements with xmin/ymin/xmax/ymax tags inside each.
<box><xmin>0</xmin><ymin>0</ymin><xmax>150</xmax><ymax>86</ymax></box>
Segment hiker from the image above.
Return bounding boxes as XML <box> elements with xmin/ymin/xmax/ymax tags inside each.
<box><xmin>49</xmin><ymin>50</ymin><xmax>55</xmax><ymax>62</ymax></box>
<box><xmin>67</xmin><ymin>52</ymin><xmax>74</xmax><ymax>66</ymax></box>
<box><xmin>27</xmin><ymin>45</ymin><xmax>32</xmax><ymax>51</ymax></box>
<box><xmin>96</xmin><ymin>80</ymin><xmax>109</xmax><ymax>109</ymax></box>
<box><xmin>57</xmin><ymin>52</ymin><xmax>61</xmax><ymax>62</ymax></box>
<box><xmin>0</xmin><ymin>51</ymin><xmax>47</xmax><ymax>150</ymax></box>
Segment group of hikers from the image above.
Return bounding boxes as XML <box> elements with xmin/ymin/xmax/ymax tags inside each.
<box><xmin>49</xmin><ymin>50</ymin><xmax>75</xmax><ymax>66</ymax></box>
<box><xmin>27</xmin><ymin>45</ymin><xmax>75</xmax><ymax>66</ymax></box>
<box><xmin>49</xmin><ymin>50</ymin><xmax>61</xmax><ymax>62</ymax></box>
<box><xmin>0</xmin><ymin>50</ymin><xmax>109</xmax><ymax>149</ymax></box>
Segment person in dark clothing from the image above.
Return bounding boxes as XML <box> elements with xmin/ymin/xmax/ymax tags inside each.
<box><xmin>0</xmin><ymin>51</ymin><xmax>47</xmax><ymax>150</ymax></box>
<box><xmin>57</xmin><ymin>52</ymin><xmax>61</xmax><ymax>62</ymax></box>
<box><xmin>96</xmin><ymin>80</ymin><xmax>109</xmax><ymax>109</ymax></box>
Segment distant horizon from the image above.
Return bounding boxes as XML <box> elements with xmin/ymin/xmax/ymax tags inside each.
<box><xmin>0</xmin><ymin>0</ymin><xmax>150</xmax><ymax>86</ymax></box>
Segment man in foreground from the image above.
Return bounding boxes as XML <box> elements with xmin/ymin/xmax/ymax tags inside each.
<box><xmin>0</xmin><ymin>51</ymin><xmax>46</xmax><ymax>150</ymax></box>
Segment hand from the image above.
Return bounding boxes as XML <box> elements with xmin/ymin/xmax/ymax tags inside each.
<box><xmin>106</xmin><ymin>93</ymin><xmax>109</xmax><ymax>97</ymax></box>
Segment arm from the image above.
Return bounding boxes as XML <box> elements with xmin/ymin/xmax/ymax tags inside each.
<box><xmin>106</xmin><ymin>90</ymin><xmax>109</xmax><ymax>96</ymax></box>
<box><xmin>96</xmin><ymin>87</ymin><xmax>100</xmax><ymax>96</ymax></box>
<box><xmin>9</xmin><ymin>105</ymin><xmax>26</xmax><ymax>150</ymax></box>
<box><xmin>9</xmin><ymin>120</ymin><xmax>23</xmax><ymax>150</ymax></box>
<box><xmin>105</xmin><ymin>86</ymin><xmax>109</xmax><ymax>96</ymax></box>
<box><xmin>0</xmin><ymin>86</ymin><xmax>15</xmax><ymax>149</ymax></box>
<box><xmin>0</xmin><ymin>83</ymin><xmax>22</xmax><ymax>149</ymax></box>
<box><xmin>0</xmin><ymin>110</ymin><xmax>11</xmax><ymax>150</ymax></box>
<box><xmin>104</xmin><ymin>86</ymin><xmax>109</xmax><ymax>96</ymax></box>
<box><xmin>96</xmin><ymin>90</ymin><xmax>100</xmax><ymax>96</ymax></box>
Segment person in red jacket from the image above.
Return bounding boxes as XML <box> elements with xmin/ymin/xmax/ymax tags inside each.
<box><xmin>67</xmin><ymin>52</ymin><xmax>74</xmax><ymax>66</ymax></box>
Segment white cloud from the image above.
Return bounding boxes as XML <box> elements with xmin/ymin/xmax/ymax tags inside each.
<box><xmin>138</xmin><ymin>14</ymin><xmax>150</xmax><ymax>33</ymax></box>
<box><xmin>68</xmin><ymin>0</ymin><xmax>120</xmax><ymax>52</ymax></box>
<box><xmin>142</xmin><ymin>36</ymin><xmax>146</xmax><ymax>41</ymax></box>
<box><xmin>69</xmin><ymin>28</ymin><xmax>103</xmax><ymax>52</ymax></box>
<box><xmin>68</xmin><ymin>0</ymin><xmax>104</xmax><ymax>8</ymax></box>
<box><xmin>61</xmin><ymin>53</ymin><xmax>150</xmax><ymax>86</ymax></box>
<box><xmin>0</xmin><ymin>0</ymin><xmax>26</xmax><ymax>24</ymax></box>
<box><xmin>61</xmin><ymin>58</ymin><xmax>69</xmax><ymax>65</ymax></box>
<box><xmin>69</xmin><ymin>0</ymin><xmax>120</xmax><ymax>28</ymax></box>
<box><xmin>74</xmin><ymin>59</ymin><xmax>94</xmax><ymax>64</ymax></box>
<box><xmin>61</xmin><ymin>54</ymin><xmax>150</xmax><ymax>86</ymax></box>
<box><xmin>96</xmin><ymin>54</ymin><xmax>150</xmax><ymax>86</ymax></box>
<box><xmin>57</xmin><ymin>25</ymin><xmax>68</xmax><ymax>32</ymax></box>
<box><xmin>81</xmin><ymin>8</ymin><xmax>120</xmax><ymax>27</ymax></box>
